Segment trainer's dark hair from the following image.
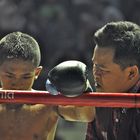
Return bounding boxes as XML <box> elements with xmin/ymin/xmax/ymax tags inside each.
<box><xmin>0</xmin><ymin>32</ymin><xmax>41</xmax><ymax>67</ymax></box>
<box><xmin>94</xmin><ymin>21</ymin><xmax>140</xmax><ymax>69</ymax></box>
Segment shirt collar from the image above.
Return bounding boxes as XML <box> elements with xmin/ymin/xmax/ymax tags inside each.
<box><xmin>129</xmin><ymin>79</ymin><xmax>140</xmax><ymax>93</ymax></box>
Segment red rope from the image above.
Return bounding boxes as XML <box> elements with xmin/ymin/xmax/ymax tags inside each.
<box><xmin>0</xmin><ymin>90</ymin><xmax>139</xmax><ymax>108</ymax></box>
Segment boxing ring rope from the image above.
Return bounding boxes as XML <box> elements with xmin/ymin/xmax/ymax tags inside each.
<box><xmin>0</xmin><ymin>90</ymin><xmax>140</xmax><ymax>108</ymax></box>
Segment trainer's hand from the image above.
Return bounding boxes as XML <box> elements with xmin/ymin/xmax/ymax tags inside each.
<box><xmin>46</xmin><ymin>60</ymin><xmax>93</xmax><ymax>97</ymax></box>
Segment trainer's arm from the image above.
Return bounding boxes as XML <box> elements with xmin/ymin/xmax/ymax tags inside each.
<box><xmin>47</xmin><ymin>61</ymin><xmax>95</xmax><ymax>122</ymax></box>
<box><xmin>57</xmin><ymin>105</ymin><xmax>95</xmax><ymax>122</ymax></box>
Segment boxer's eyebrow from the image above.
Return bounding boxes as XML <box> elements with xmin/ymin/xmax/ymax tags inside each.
<box><xmin>5</xmin><ymin>72</ymin><xmax>33</xmax><ymax>77</ymax></box>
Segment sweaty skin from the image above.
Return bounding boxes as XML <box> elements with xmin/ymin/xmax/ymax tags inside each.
<box><xmin>0</xmin><ymin>104</ymin><xmax>58</xmax><ymax>140</ymax></box>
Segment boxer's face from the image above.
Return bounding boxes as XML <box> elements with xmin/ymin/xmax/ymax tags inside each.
<box><xmin>0</xmin><ymin>59</ymin><xmax>42</xmax><ymax>90</ymax></box>
<box><xmin>92</xmin><ymin>46</ymin><xmax>139</xmax><ymax>92</ymax></box>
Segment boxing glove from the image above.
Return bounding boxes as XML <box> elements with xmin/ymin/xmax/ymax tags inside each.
<box><xmin>46</xmin><ymin>60</ymin><xmax>93</xmax><ymax>97</ymax></box>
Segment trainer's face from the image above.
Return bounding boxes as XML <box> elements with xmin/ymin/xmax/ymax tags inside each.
<box><xmin>92</xmin><ymin>46</ymin><xmax>138</xmax><ymax>92</ymax></box>
<box><xmin>0</xmin><ymin>59</ymin><xmax>42</xmax><ymax>90</ymax></box>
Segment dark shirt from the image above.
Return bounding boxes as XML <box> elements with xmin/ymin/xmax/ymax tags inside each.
<box><xmin>86</xmin><ymin>80</ymin><xmax>140</xmax><ymax>140</ymax></box>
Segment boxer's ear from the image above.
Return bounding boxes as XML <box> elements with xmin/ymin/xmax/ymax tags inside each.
<box><xmin>35</xmin><ymin>66</ymin><xmax>43</xmax><ymax>79</ymax></box>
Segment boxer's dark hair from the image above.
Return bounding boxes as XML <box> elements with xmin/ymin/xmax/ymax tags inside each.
<box><xmin>0</xmin><ymin>32</ymin><xmax>41</xmax><ymax>67</ymax></box>
<box><xmin>94</xmin><ymin>21</ymin><xmax>140</xmax><ymax>69</ymax></box>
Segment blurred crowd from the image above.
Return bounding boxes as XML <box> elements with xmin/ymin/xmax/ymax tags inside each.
<box><xmin>0</xmin><ymin>0</ymin><xmax>139</xmax><ymax>90</ymax></box>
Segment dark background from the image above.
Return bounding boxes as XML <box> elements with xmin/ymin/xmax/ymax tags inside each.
<box><xmin>0</xmin><ymin>0</ymin><xmax>139</xmax><ymax>139</ymax></box>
